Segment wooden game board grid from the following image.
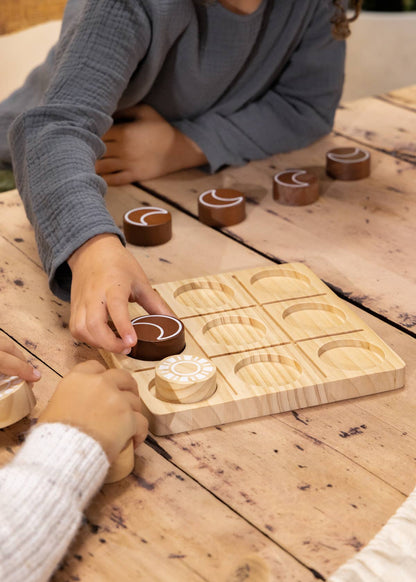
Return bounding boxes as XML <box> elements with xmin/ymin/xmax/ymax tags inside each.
<box><xmin>102</xmin><ymin>263</ymin><xmax>405</xmax><ymax>435</ymax></box>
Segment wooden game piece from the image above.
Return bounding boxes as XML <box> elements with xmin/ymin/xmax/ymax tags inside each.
<box><xmin>0</xmin><ymin>374</ymin><xmax>36</xmax><ymax>428</ymax></box>
<box><xmin>198</xmin><ymin>188</ymin><xmax>246</xmax><ymax>227</ymax></box>
<box><xmin>130</xmin><ymin>315</ymin><xmax>185</xmax><ymax>361</ymax></box>
<box><xmin>155</xmin><ymin>354</ymin><xmax>217</xmax><ymax>403</ymax></box>
<box><xmin>326</xmin><ymin>147</ymin><xmax>371</xmax><ymax>180</ymax></box>
<box><xmin>123</xmin><ymin>206</ymin><xmax>172</xmax><ymax>246</ymax></box>
<box><xmin>273</xmin><ymin>169</ymin><xmax>319</xmax><ymax>206</ymax></box>
<box><xmin>104</xmin><ymin>439</ymin><xmax>134</xmax><ymax>484</ymax></box>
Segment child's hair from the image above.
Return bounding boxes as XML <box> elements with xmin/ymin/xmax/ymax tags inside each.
<box><xmin>197</xmin><ymin>1</ymin><xmax>363</xmax><ymax>41</ymax></box>
<box><xmin>331</xmin><ymin>0</ymin><xmax>363</xmax><ymax>40</ymax></box>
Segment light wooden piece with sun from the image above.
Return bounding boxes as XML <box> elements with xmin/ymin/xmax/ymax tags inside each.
<box><xmin>155</xmin><ymin>354</ymin><xmax>217</xmax><ymax>403</ymax></box>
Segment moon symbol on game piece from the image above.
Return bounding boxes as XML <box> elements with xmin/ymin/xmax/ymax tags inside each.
<box><xmin>131</xmin><ymin>315</ymin><xmax>183</xmax><ymax>341</ymax></box>
<box><xmin>124</xmin><ymin>207</ymin><xmax>169</xmax><ymax>226</ymax></box>
<box><xmin>199</xmin><ymin>189</ymin><xmax>244</xmax><ymax>208</ymax></box>
<box><xmin>274</xmin><ymin>169</ymin><xmax>314</xmax><ymax>188</ymax></box>
<box><xmin>327</xmin><ymin>148</ymin><xmax>370</xmax><ymax>164</ymax></box>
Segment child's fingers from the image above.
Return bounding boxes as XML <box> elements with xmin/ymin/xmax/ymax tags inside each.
<box><xmin>103</xmin><ymin>369</ymin><xmax>139</xmax><ymax>400</ymax></box>
<box><xmin>106</xmin><ymin>289</ymin><xmax>137</xmax><ymax>350</ymax></box>
<box><xmin>102</xmin><ymin>171</ymin><xmax>133</xmax><ymax>187</ymax></box>
<box><xmin>95</xmin><ymin>157</ymin><xmax>124</xmax><ymax>175</ymax></box>
<box><xmin>0</xmin><ymin>336</ymin><xmax>27</xmax><ymax>360</ymax></box>
<box><xmin>0</xmin><ymin>351</ymin><xmax>41</xmax><ymax>382</ymax></box>
<box><xmin>71</xmin><ymin>305</ymin><xmax>128</xmax><ymax>354</ymax></box>
<box><xmin>100</xmin><ymin>141</ymin><xmax>120</xmax><ymax>158</ymax></box>
<box><xmin>70</xmin><ymin>360</ymin><xmax>107</xmax><ymax>375</ymax></box>
<box><xmin>133</xmin><ymin>412</ymin><xmax>149</xmax><ymax>448</ymax></box>
<box><xmin>85</xmin><ymin>318</ymin><xmax>129</xmax><ymax>354</ymax></box>
<box><xmin>134</xmin><ymin>285</ymin><xmax>175</xmax><ymax>317</ymax></box>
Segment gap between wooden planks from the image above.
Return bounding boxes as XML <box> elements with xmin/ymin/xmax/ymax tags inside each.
<box><xmin>335</xmin><ymin>94</ymin><xmax>416</xmax><ymax>164</ymax></box>
<box><xmin>1</xmin><ymin>184</ymin><xmax>416</xmax><ymax>576</ymax></box>
<box><xmin>379</xmin><ymin>85</ymin><xmax>416</xmax><ymax>113</ymax></box>
<box><xmin>142</xmin><ymin>131</ymin><xmax>416</xmax><ymax>334</ymax></box>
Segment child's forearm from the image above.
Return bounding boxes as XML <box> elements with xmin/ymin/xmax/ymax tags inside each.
<box><xmin>0</xmin><ymin>423</ymin><xmax>108</xmax><ymax>582</ymax></box>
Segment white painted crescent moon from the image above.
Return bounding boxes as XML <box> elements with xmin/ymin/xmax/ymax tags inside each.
<box><xmin>274</xmin><ymin>169</ymin><xmax>311</xmax><ymax>188</ymax></box>
<box><xmin>327</xmin><ymin>148</ymin><xmax>370</xmax><ymax>164</ymax></box>
<box><xmin>199</xmin><ymin>189</ymin><xmax>244</xmax><ymax>208</ymax></box>
<box><xmin>124</xmin><ymin>207</ymin><xmax>169</xmax><ymax>226</ymax></box>
<box><xmin>131</xmin><ymin>315</ymin><xmax>183</xmax><ymax>340</ymax></box>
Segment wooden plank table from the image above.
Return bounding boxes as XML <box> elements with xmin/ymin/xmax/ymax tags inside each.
<box><xmin>143</xmin><ymin>88</ymin><xmax>416</xmax><ymax>334</ymax></box>
<box><xmin>1</xmin><ymin>86</ymin><xmax>415</xmax><ymax>581</ymax></box>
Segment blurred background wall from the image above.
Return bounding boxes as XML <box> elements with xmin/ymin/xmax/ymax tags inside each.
<box><xmin>0</xmin><ymin>0</ymin><xmax>415</xmax><ymax>104</ymax></box>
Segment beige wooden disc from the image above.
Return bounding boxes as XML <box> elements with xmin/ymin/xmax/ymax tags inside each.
<box><xmin>0</xmin><ymin>375</ymin><xmax>36</xmax><ymax>429</ymax></box>
<box><xmin>155</xmin><ymin>355</ymin><xmax>217</xmax><ymax>404</ymax></box>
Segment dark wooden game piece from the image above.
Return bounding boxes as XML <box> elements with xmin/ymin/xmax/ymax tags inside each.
<box><xmin>273</xmin><ymin>169</ymin><xmax>319</xmax><ymax>206</ymax></box>
<box><xmin>198</xmin><ymin>188</ymin><xmax>246</xmax><ymax>227</ymax></box>
<box><xmin>326</xmin><ymin>147</ymin><xmax>371</xmax><ymax>180</ymax></box>
<box><xmin>123</xmin><ymin>206</ymin><xmax>172</xmax><ymax>246</ymax></box>
<box><xmin>130</xmin><ymin>315</ymin><xmax>185</xmax><ymax>361</ymax></box>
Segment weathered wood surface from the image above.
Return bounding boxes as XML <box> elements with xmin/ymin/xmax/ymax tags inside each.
<box><xmin>0</xmin><ymin>0</ymin><xmax>66</xmax><ymax>35</ymax></box>
<box><xmin>335</xmin><ymin>96</ymin><xmax>416</xmax><ymax>164</ymax></box>
<box><xmin>144</xmin><ymin>131</ymin><xmax>416</xmax><ymax>333</ymax></box>
<box><xmin>0</xmin><ymin>336</ymin><xmax>314</xmax><ymax>582</ymax></box>
<box><xmin>1</xmin><ymin>183</ymin><xmax>416</xmax><ymax>579</ymax></box>
<box><xmin>375</xmin><ymin>85</ymin><xmax>416</xmax><ymax>113</ymax></box>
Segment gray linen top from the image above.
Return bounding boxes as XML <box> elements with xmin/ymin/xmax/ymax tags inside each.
<box><xmin>1</xmin><ymin>0</ymin><xmax>345</xmax><ymax>300</ymax></box>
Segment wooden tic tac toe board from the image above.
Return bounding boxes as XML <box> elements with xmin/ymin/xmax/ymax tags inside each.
<box><xmin>101</xmin><ymin>263</ymin><xmax>405</xmax><ymax>435</ymax></box>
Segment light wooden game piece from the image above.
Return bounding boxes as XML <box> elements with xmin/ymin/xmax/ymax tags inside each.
<box><xmin>326</xmin><ymin>147</ymin><xmax>371</xmax><ymax>180</ymax></box>
<box><xmin>104</xmin><ymin>439</ymin><xmax>134</xmax><ymax>484</ymax></box>
<box><xmin>155</xmin><ymin>354</ymin><xmax>217</xmax><ymax>403</ymax></box>
<box><xmin>273</xmin><ymin>169</ymin><xmax>319</xmax><ymax>206</ymax></box>
<box><xmin>130</xmin><ymin>314</ymin><xmax>185</xmax><ymax>361</ymax></box>
<box><xmin>123</xmin><ymin>206</ymin><xmax>172</xmax><ymax>246</ymax></box>
<box><xmin>0</xmin><ymin>374</ymin><xmax>36</xmax><ymax>429</ymax></box>
<box><xmin>102</xmin><ymin>263</ymin><xmax>405</xmax><ymax>435</ymax></box>
<box><xmin>198</xmin><ymin>188</ymin><xmax>246</xmax><ymax>227</ymax></box>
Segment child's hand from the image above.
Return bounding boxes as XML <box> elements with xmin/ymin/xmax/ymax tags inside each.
<box><xmin>95</xmin><ymin>104</ymin><xmax>207</xmax><ymax>185</ymax></box>
<box><xmin>0</xmin><ymin>336</ymin><xmax>41</xmax><ymax>382</ymax></box>
<box><xmin>38</xmin><ymin>360</ymin><xmax>148</xmax><ymax>462</ymax></box>
<box><xmin>68</xmin><ymin>233</ymin><xmax>173</xmax><ymax>353</ymax></box>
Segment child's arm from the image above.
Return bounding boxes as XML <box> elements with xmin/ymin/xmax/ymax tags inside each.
<box><xmin>0</xmin><ymin>360</ymin><xmax>148</xmax><ymax>582</ymax></box>
<box><xmin>8</xmin><ymin>0</ymin><xmax>173</xmax><ymax>352</ymax></box>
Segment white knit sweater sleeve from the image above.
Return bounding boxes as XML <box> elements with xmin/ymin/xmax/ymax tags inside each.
<box><xmin>328</xmin><ymin>486</ymin><xmax>416</xmax><ymax>582</ymax></box>
<box><xmin>0</xmin><ymin>423</ymin><xmax>109</xmax><ymax>582</ymax></box>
